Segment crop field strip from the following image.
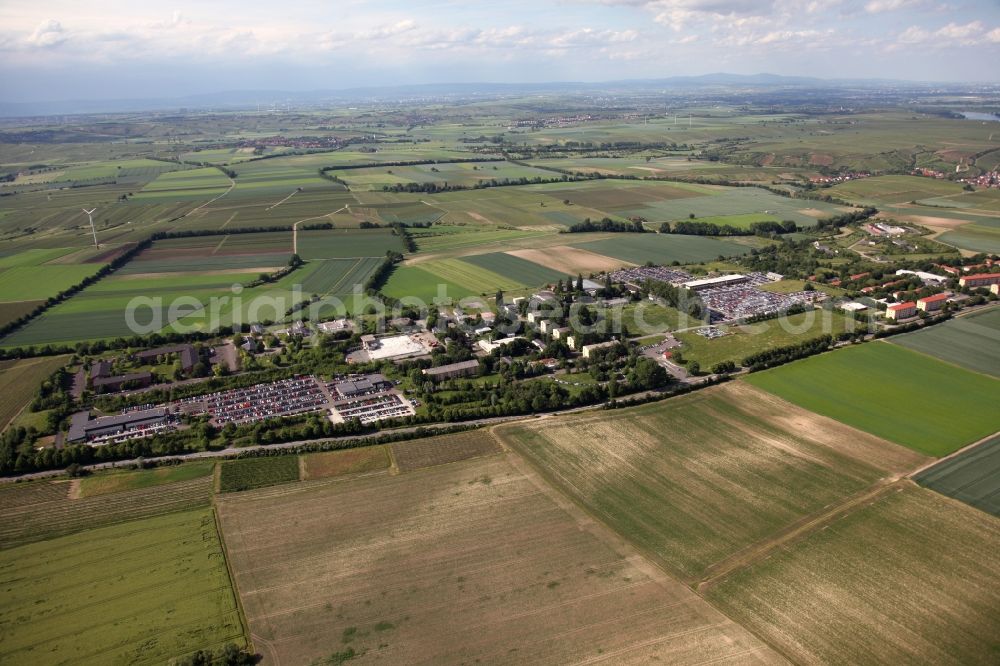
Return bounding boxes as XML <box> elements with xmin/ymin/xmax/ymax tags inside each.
<box><xmin>493</xmin><ymin>382</ymin><xmax>926</xmax><ymax>583</ymax></box>
<box><xmin>218</xmin><ymin>456</ymin><xmax>301</xmax><ymax>493</ymax></box>
<box><xmin>889</xmin><ymin>306</ymin><xmax>1000</xmax><ymax>378</ymax></box>
<box><xmin>389</xmin><ymin>430</ymin><xmax>502</xmax><ymax>472</ymax></box>
<box><xmin>300</xmin><ymin>446</ymin><xmax>390</xmax><ymax>480</ymax></box>
<box><xmin>745</xmin><ymin>342</ymin><xmax>1000</xmax><ymax>456</ymax></box>
<box><xmin>914</xmin><ymin>434</ymin><xmax>1000</xmax><ymax>516</ymax></box>
<box><xmin>0</xmin><ymin>475</ymin><xmax>213</xmax><ymax>548</ymax></box>
<box><xmin>0</xmin><ymin>507</ymin><xmax>247</xmax><ymax>665</ymax></box>
<box><xmin>706</xmin><ymin>484</ymin><xmax>1000</xmax><ymax>665</ymax></box>
<box><xmin>216</xmin><ymin>453</ymin><xmax>781</xmax><ymax>665</ymax></box>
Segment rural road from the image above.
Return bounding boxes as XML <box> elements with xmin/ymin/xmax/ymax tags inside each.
<box><xmin>0</xmin><ymin>381</ymin><xmax>707</xmax><ymax>483</ymax></box>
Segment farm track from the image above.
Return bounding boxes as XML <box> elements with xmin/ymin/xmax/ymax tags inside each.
<box><xmin>696</xmin><ymin>477</ymin><xmax>907</xmax><ymax>592</ymax></box>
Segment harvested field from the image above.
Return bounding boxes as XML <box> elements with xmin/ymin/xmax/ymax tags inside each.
<box><xmin>390</xmin><ymin>430</ymin><xmax>502</xmax><ymax>472</ymax></box>
<box><xmin>507</xmin><ymin>245</ymin><xmax>633</xmax><ymax>274</ymax></box>
<box><xmin>0</xmin><ymin>508</ymin><xmax>247</xmax><ymax>665</ymax></box>
<box><xmin>216</xmin><ymin>454</ymin><xmax>781</xmax><ymax>666</ymax></box>
<box><xmin>0</xmin><ymin>475</ymin><xmax>213</xmax><ymax>549</ymax></box>
<box><xmin>301</xmin><ymin>446</ymin><xmax>389</xmax><ymax>480</ymax></box>
<box><xmin>494</xmin><ymin>382</ymin><xmax>926</xmax><ymax>582</ymax></box>
<box><xmin>914</xmin><ymin>434</ymin><xmax>1000</xmax><ymax>516</ymax></box>
<box><xmin>707</xmin><ymin>485</ymin><xmax>1000</xmax><ymax>665</ymax></box>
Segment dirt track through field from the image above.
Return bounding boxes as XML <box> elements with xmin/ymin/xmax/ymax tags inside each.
<box><xmin>216</xmin><ymin>454</ymin><xmax>784</xmax><ymax>665</ymax></box>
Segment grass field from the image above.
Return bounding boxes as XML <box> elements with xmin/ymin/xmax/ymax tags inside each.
<box><xmin>572</xmin><ymin>233</ymin><xmax>750</xmax><ymax>265</ymax></box>
<box><xmin>675</xmin><ymin>310</ymin><xmax>853</xmax><ymax>368</ymax></box>
<box><xmin>385</xmin><ymin>257</ymin><xmax>529</xmax><ymax>302</ymax></box>
<box><xmin>79</xmin><ymin>462</ymin><xmax>215</xmax><ymax>497</ymax></box>
<box><xmin>216</xmin><ymin>453</ymin><xmax>780</xmax><ymax>665</ymax></box>
<box><xmin>745</xmin><ymin>342</ymin><xmax>1000</xmax><ymax>456</ymax></box>
<box><xmin>300</xmin><ymin>446</ymin><xmax>389</xmax><ymax>480</ymax></box>
<box><xmin>0</xmin><ymin>476</ymin><xmax>213</xmax><ymax>548</ymax></box>
<box><xmin>0</xmin><ymin>508</ymin><xmax>247</xmax><ymax>665</ymax></box>
<box><xmin>706</xmin><ymin>484</ymin><xmax>1000</xmax><ymax>665</ymax></box>
<box><xmin>890</xmin><ymin>308</ymin><xmax>1000</xmax><ymax>378</ymax></box>
<box><xmin>915</xmin><ymin>434</ymin><xmax>1000</xmax><ymax>516</ymax></box>
<box><xmin>0</xmin><ymin>355</ymin><xmax>70</xmax><ymax>430</ymax></box>
<box><xmin>381</xmin><ymin>264</ymin><xmax>479</xmax><ymax>303</ymax></box>
<box><xmin>494</xmin><ymin>382</ymin><xmax>925</xmax><ymax>582</ymax></box>
<box><xmin>219</xmin><ymin>456</ymin><xmax>300</xmax><ymax>492</ymax></box>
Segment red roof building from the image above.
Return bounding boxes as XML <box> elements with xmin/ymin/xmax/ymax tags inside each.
<box><xmin>916</xmin><ymin>292</ymin><xmax>951</xmax><ymax>312</ymax></box>
<box><xmin>886</xmin><ymin>302</ymin><xmax>917</xmax><ymax>321</ymax></box>
<box><xmin>959</xmin><ymin>273</ymin><xmax>1000</xmax><ymax>289</ymax></box>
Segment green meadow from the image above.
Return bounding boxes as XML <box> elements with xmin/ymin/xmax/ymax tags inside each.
<box><xmin>745</xmin><ymin>342</ymin><xmax>1000</xmax><ymax>456</ymax></box>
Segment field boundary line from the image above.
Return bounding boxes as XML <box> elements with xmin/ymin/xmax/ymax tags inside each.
<box><xmin>907</xmin><ymin>429</ymin><xmax>1000</xmax><ymax>480</ymax></box>
<box><xmin>696</xmin><ymin>478</ymin><xmax>907</xmax><ymax>593</ymax></box>
<box><xmin>212</xmin><ymin>505</ymin><xmax>257</xmax><ymax>661</ymax></box>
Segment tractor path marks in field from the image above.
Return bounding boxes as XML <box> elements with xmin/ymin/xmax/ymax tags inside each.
<box><xmin>705</xmin><ymin>484</ymin><xmax>1000</xmax><ymax>665</ymax></box>
<box><xmin>216</xmin><ymin>453</ymin><xmax>783</xmax><ymax>665</ymax></box>
<box><xmin>0</xmin><ymin>475</ymin><xmax>213</xmax><ymax>549</ymax></box>
<box><xmin>389</xmin><ymin>430</ymin><xmax>502</xmax><ymax>472</ymax></box>
<box><xmin>912</xmin><ymin>431</ymin><xmax>1000</xmax><ymax>516</ymax></box>
<box><xmin>494</xmin><ymin>381</ymin><xmax>927</xmax><ymax>584</ymax></box>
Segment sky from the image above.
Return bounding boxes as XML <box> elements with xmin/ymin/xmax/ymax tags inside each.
<box><xmin>0</xmin><ymin>0</ymin><xmax>998</xmax><ymax>102</ymax></box>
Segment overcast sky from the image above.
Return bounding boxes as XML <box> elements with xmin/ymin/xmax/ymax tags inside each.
<box><xmin>1</xmin><ymin>0</ymin><xmax>998</xmax><ymax>102</ymax></box>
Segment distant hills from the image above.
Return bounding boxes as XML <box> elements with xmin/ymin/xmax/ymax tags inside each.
<box><xmin>0</xmin><ymin>73</ymin><xmax>992</xmax><ymax>118</ymax></box>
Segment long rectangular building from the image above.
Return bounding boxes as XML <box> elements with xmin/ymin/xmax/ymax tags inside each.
<box><xmin>67</xmin><ymin>407</ymin><xmax>169</xmax><ymax>444</ymax></box>
<box><xmin>683</xmin><ymin>274</ymin><xmax>748</xmax><ymax>292</ymax></box>
<box><xmin>959</xmin><ymin>273</ymin><xmax>1000</xmax><ymax>289</ymax></box>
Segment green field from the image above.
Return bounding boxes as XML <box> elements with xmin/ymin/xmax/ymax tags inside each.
<box><xmin>381</xmin><ymin>264</ymin><xmax>478</xmax><ymax>303</ymax></box>
<box><xmin>745</xmin><ymin>342</ymin><xmax>1000</xmax><ymax>456</ymax></box>
<box><xmin>573</xmin><ymin>233</ymin><xmax>750</xmax><ymax>265</ymax></box>
<box><xmin>79</xmin><ymin>462</ymin><xmax>216</xmax><ymax>497</ymax></box>
<box><xmin>132</xmin><ymin>166</ymin><xmax>232</xmax><ymax>202</ymax></box>
<box><xmin>890</xmin><ymin>308</ymin><xmax>1000</xmax><ymax>378</ymax></box>
<box><xmin>410</xmin><ymin>226</ymin><xmax>546</xmax><ymax>253</ymax></box>
<box><xmin>0</xmin><ymin>476</ymin><xmax>213</xmax><ymax>548</ymax></box>
<box><xmin>915</xmin><ymin>435</ymin><xmax>1000</xmax><ymax>516</ymax></box>
<box><xmin>938</xmin><ymin>224</ymin><xmax>1000</xmax><ymax>254</ymax></box>
<box><xmin>219</xmin><ymin>456</ymin><xmax>300</xmax><ymax>492</ymax></box>
<box><xmin>0</xmin><ymin>355</ymin><xmax>70</xmax><ymax>430</ymax></box>
<box><xmin>495</xmin><ymin>382</ymin><xmax>925</xmax><ymax>581</ymax></box>
<box><xmin>460</xmin><ymin>252</ymin><xmax>564</xmax><ymax>287</ymax></box>
<box><xmin>295</xmin><ymin>228</ymin><xmax>405</xmax><ymax>260</ymax></box>
<box><xmin>707</xmin><ymin>485</ymin><xmax>1000</xmax><ymax>665</ymax></box>
<box><xmin>0</xmin><ymin>508</ymin><xmax>247</xmax><ymax>665</ymax></box>
<box><xmin>675</xmin><ymin>310</ymin><xmax>854</xmax><ymax>368</ymax></box>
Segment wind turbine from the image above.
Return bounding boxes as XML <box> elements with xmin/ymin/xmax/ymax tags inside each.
<box><xmin>82</xmin><ymin>208</ymin><xmax>99</xmax><ymax>247</ymax></box>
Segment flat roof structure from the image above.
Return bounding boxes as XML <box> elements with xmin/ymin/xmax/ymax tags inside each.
<box><xmin>683</xmin><ymin>274</ymin><xmax>748</xmax><ymax>291</ymax></box>
<box><xmin>67</xmin><ymin>407</ymin><xmax>169</xmax><ymax>443</ymax></box>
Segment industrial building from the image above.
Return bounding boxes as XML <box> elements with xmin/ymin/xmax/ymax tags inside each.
<box><xmin>422</xmin><ymin>359</ymin><xmax>480</xmax><ymax>380</ymax></box>
<box><xmin>67</xmin><ymin>408</ymin><xmax>171</xmax><ymax>444</ymax></box>
<box><xmin>683</xmin><ymin>274</ymin><xmax>749</xmax><ymax>292</ymax></box>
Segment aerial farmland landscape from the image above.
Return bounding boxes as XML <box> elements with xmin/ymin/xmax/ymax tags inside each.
<box><xmin>1</xmin><ymin>1</ymin><xmax>999</xmax><ymax>665</ymax></box>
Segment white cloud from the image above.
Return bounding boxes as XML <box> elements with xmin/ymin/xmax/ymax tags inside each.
<box><xmin>27</xmin><ymin>19</ymin><xmax>67</xmax><ymax>48</ymax></box>
<box><xmin>865</xmin><ymin>0</ymin><xmax>920</xmax><ymax>13</ymax></box>
<box><xmin>895</xmin><ymin>20</ymin><xmax>995</xmax><ymax>47</ymax></box>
